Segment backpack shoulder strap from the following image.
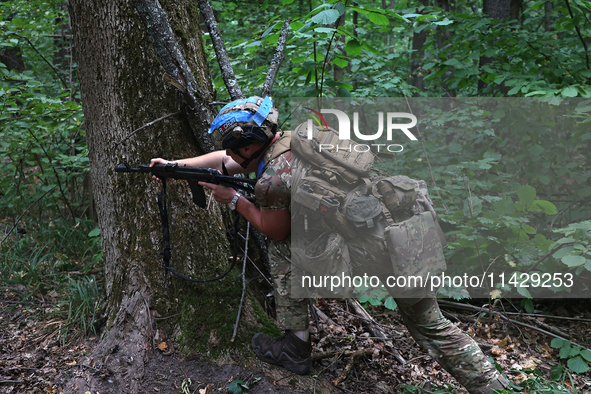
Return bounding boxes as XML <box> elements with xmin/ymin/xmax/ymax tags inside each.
<box><xmin>264</xmin><ymin>130</ymin><xmax>291</xmax><ymax>162</ymax></box>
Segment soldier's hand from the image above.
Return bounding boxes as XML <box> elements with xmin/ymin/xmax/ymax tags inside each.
<box><xmin>149</xmin><ymin>158</ymin><xmax>175</xmax><ymax>182</ymax></box>
<box><xmin>199</xmin><ymin>181</ymin><xmax>236</xmax><ymax>204</ymax></box>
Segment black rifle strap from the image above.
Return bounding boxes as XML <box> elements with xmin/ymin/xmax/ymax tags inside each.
<box><xmin>157</xmin><ymin>178</ymin><xmax>239</xmax><ymax>283</ymax></box>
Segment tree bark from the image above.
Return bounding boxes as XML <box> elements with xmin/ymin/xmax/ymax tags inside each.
<box><xmin>68</xmin><ymin>0</ymin><xmax>246</xmax><ymax>392</ymax></box>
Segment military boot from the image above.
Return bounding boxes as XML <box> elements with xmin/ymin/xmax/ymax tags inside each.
<box><xmin>470</xmin><ymin>374</ymin><xmax>511</xmax><ymax>394</ymax></box>
<box><xmin>251</xmin><ymin>331</ymin><xmax>312</xmax><ymax>375</ymax></box>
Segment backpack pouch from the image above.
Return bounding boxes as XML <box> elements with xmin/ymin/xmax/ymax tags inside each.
<box><xmin>384</xmin><ymin>211</ymin><xmax>447</xmax><ymax>298</ymax></box>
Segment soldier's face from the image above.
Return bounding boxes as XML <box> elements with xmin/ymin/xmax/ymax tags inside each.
<box><xmin>226</xmin><ymin>147</ymin><xmax>247</xmax><ymax>164</ymax></box>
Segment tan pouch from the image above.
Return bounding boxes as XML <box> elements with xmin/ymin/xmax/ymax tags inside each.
<box><xmin>292</xmin><ymin>232</ymin><xmax>354</xmax><ymax>298</ymax></box>
<box><xmin>384</xmin><ymin>211</ymin><xmax>447</xmax><ymax>298</ymax></box>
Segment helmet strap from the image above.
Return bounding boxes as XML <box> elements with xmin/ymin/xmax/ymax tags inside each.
<box><xmin>233</xmin><ymin>138</ymin><xmax>273</xmax><ymax>169</ymax></box>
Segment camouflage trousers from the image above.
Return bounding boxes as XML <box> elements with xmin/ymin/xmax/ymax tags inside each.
<box><xmin>267</xmin><ymin>238</ymin><xmax>508</xmax><ymax>394</ymax></box>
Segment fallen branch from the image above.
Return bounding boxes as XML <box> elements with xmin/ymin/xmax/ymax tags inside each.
<box><xmin>335</xmin><ymin>349</ymin><xmax>373</xmax><ymax>386</ymax></box>
<box><xmin>313</xmin><ymin>347</ymin><xmax>374</xmax><ymax>362</ymax></box>
<box><xmin>313</xmin><ymin>305</ymin><xmax>337</xmax><ymax>327</ymax></box>
<box><xmin>313</xmin><ymin>347</ymin><xmax>376</xmax><ymax>386</ymax></box>
<box><xmin>197</xmin><ymin>0</ymin><xmax>244</xmax><ymax>100</ymax></box>
<box><xmin>261</xmin><ymin>18</ymin><xmax>291</xmax><ymax>98</ymax></box>
<box><xmin>348</xmin><ymin>300</ymin><xmax>406</xmax><ymax>364</ymax></box>
<box><xmin>437</xmin><ymin>300</ymin><xmax>591</xmax><ymax>353</ymax></box>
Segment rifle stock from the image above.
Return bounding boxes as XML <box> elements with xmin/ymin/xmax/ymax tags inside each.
<box><xmin>114</xmin><ymin>162</ymin><xmax>256</xmax><ymax>208</ymax></box>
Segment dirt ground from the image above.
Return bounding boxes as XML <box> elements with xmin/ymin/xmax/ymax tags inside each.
<box><xmin>1</xmin><ymin>288</ymin><xmax>591</xmax><ymax>394</ymax></box>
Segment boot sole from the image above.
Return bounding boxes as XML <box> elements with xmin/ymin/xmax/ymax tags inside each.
<box><xmin>252</xmin><ymin>334</ymin><xmax>312</xmax><ymax>375</ymax></box>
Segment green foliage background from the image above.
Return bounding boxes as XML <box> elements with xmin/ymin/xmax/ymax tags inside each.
<box><xmin>1</xmin><ymin>0</ymin><xmax>590</xmax><ymax>382</ymax></box>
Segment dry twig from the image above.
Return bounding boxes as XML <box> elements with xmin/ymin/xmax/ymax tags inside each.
<box><xmin>197</xmin><ymin>0</ymin><xmax>244</xmax><ymax>100</ymax></box>
<box><xmin>261</xmin><ymin>18</ymin><xmax>291</xmax><ymax>98</ymax></box>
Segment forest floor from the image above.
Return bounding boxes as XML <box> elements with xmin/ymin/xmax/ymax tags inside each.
<box><xmin>1</xmin><ymin>288</ymin><xmax>591</xmax><ymax>394</ymax></box>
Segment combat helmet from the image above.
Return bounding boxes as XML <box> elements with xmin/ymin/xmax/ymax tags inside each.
<box><xmin>209</xmin><ymin>96</ymin><xmax>278</xmax><ymax>167</ymax></box>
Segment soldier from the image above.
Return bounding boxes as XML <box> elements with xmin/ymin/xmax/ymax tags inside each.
<box><xmin>150</xmin><ymin>96</ymin><xmax>510</xmax><ymax>393</ymax></box>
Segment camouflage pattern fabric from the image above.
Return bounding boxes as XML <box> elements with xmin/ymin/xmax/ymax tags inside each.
<box><xmin>349</xmin><ymin>226</ymin><xmax>508</xmax><ymax>393</ymax></box>
<box><xmin>255</xmin><ymin>144</ymin><xmax>507</xmax><ymax>393</ymax></box>
<box><xmin>395</xmin><ymin>297</ymin><xmax>509</xmax><ymax>393</ymax></box>
<box><xmin>257</xmin><ymin>150</ymin><xmax>309</xmax><ymax>331</ymax></box>
<box><xmin>255</xmin><ymin>151</ymin><xmax>293</xmax><ymax>210</ymax></box>
<box><xmin>268</xmin><ymin>240</ymin><xmax>309</xmax><ymax>331</ymax></box>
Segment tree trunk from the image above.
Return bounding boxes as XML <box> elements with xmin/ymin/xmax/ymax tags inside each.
<box><xmin>68</xmin><ymin>0</ymin><xmax>255</xmax><ymax>391</ymax></box>
<box><xmin>479</xmin><ymin>0</ymin><xmax>521</xmax><ymax>92</ymax></box>
<box><xmin>410</xmin><ymin>0</ymin><xmax>429</xmax><ymax>93</ymax></box>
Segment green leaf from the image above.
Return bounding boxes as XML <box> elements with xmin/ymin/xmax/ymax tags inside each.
<box><xmin>517</xmin><ymin>184</ymin><xmax>536</xmax><ymax>208</ymax></box>
<box><xmin>529</xmin><ymin>200</ymin><xmax>557</xmax><ymax>215</ymax></box>
<box><xmin>281</xmin><ymin>0</ymin><xmax>295</xmax><ymax>3</ymax></box>
<box><xmin>551</xmin><ymin>364</ymin><xmax>564</xmax><ymax>380</ymax></box>
<box><xmin>337</xmin><ymin>87</ymin><xmax>352</xmax><ymax>97</ymax></box>
<box><xmin>522</xmin><ymin>298</ymin><xmax>534</xmax><ymax>313</ymax></box>
<box><xmin>463</xmin><ymin>197</ymin><xmax>482</xmax><ymax>217</ymax></box>
<box><xmin>346</xmin><ymin>39</ymin><xmax>362</xmax><ymax>56</ymax></box>
<box><xmin>522</xmin><ymin>225</ymin><xmax>537</xmax><ymax>235</ymax></box>
<box><xmin>550</xmin><ymin>338</ymin><xmax>564</xmax><ymax>349</ymax></box>
<box><xmin>569</xmin><ymin>346</ymin><xmax>581</xmax><ymax>357</ymax></box>
<box><xmin>332</xmin><ymin>57</ymin><xmax>348</xmax><ymax>69</ymax></box>
<box><xmin>314</xmin><ymin>27</ymin><xmax>335</xmax><ymax>34</ymax></box>
<box><xmin>433</xmin><ymin>19</ymin><xmax>454</xmax><ymax>25</ymax></box>
<box><xmin>384</xmin><ymin>297</ymin><xmax>397</xmax><ymax>310</ymax></box>
<box><xmin>581</xmin><ymin>349</ymin><xmax>591</xmax><ymax>362</ymax></box>
<box><xmin>567</xmin><ymin>356</ymin><xmax>590</xmax><ymax>374</ymax></box>
<box><xmin>553</xmin><ymin>246</ymin><xmax>573</xmax><ymax>259</ymax></box>
<box><xmin>369</xmin><ymin>297</ymin><xmax>382</xmax><ymax>306</ymax></box>
<box><xmin>367</xmin><ymin>12</ymin><xmax>389</xmax><ymax>25</ymax></box>
<box><xmin>528</xmin><ymin>144</ymin><xmax>544</xmax><ymax>156</ymax></box>
<box><xmin>311</xmin><ymin>9</ymin><xmax>341</xmax><ymax>25</ymax></box>
<box><xmin>559</xmin><ymin>342</ymin><xmax>572</xmax><ymax>359</ymax></box>
<box><xmin>561</xmin><ymin>86</ymin><xmax>579</xmax><ymax>97</ymax></box>
<box><xmin>560</xmin><ymin>254</ymin><xmax>586</xmax><ymax>267</ymax></box>
<box><xmin>493</xmin><ymin>197</ymin><xmax>515</xmax><ymax>216</ymax></box>
<box><xmin>228</xmin><ymin>379</ymin><xmax>244</xmax><ymax>394</ymax></box>
<box><xmin>516</xmin><ymin>285</ymin><xmax>532</xmax><ymax>299</ymax></box>
<box><xmin>88</xmin><ymin>227</ymin><xmax>101</xmax><ymax>237</ymax></box>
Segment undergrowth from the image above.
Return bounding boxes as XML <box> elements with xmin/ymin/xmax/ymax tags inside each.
<box><xmin>0</xmin><ymin>218</ymin><xmax>103</xmax><ymax>344</ymax></box>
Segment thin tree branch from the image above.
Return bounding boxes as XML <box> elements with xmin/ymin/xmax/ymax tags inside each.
<box><xmin>402</xmin><ymin>96</ymin><xmax>448</xmax><ymax>212</ymax></box>
<box><xmin>309</xmin><ymin>0</ymin><xmax>319</xmax><ymax>94</ymax></box>
<box><xmin>437</xmin><ymin>300</ymin><xmax>591</xmax><ymax>353</ymax></box>
<box><xmin>113</xmin><ymin>111</ymin><xmax>182</xmax><ymax>145</ymax></box>
<box><xmin>524</xmin><ymin>243</ymin><xmax>570</xmax><ymax>274</ymax></box>
<box><xmin>261</xmin><ymin>18</ymin><xmax>291</xmax><ymax>98</ymax></box>
<box><xmin>26</xmin><ymin>128</ymin><xmax>75</xmax><ymax>220</ymax></box>
<box><xmin>564</xmin><ymin>0</ymin><xmax>590</xmax><ymax>70</ymax></box>
<box><xmin>1</xmin><ymin>186</ymin><xmax>56</xmax><ymax>246</ymax></box>
<box><xmin>319</xmin><ymin>6</ymin><xmax>347</xmax><ymax>98</ymax></box>
<box><xmin>197</xmin><ymin>0</ymin><xmax>244</xmax><ymax>100</ymax></box>
<box><xmin>232</xmin><ymin>223</ymin><xmax>250</xmax><ymax>342</ymax></box>
<box><xmin>12</xmin><ymin>33</ymin><xmax>69</xmax><ymax>91</ymax></box>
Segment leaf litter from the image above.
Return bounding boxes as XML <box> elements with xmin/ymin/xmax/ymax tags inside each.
<box><xmin>1</xmin><ymin>288</ymin><xmax>590</xmax><ymax>393</ymax></box>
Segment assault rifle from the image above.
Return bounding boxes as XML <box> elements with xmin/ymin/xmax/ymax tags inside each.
<box><xmin>114</xmin><ymin>162</ymin><xmax>257</xmax><ymax>208</ymax></box>
<box><xmin>114</xmin><ymin>162</ymin><xmax>256</xmax><ymax>283</ymax></box>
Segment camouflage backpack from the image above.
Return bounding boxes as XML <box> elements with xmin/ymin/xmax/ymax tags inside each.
<box><xmin>284</xmin><ymin>122</ymin><xmax>447</xmax><ymax>298</ymax></box>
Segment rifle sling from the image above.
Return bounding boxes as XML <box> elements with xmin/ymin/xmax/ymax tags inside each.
<box><xmin>157</xmin><ymin>178</ymin><xmax>240</xmax><ymax>283</ymax></box>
